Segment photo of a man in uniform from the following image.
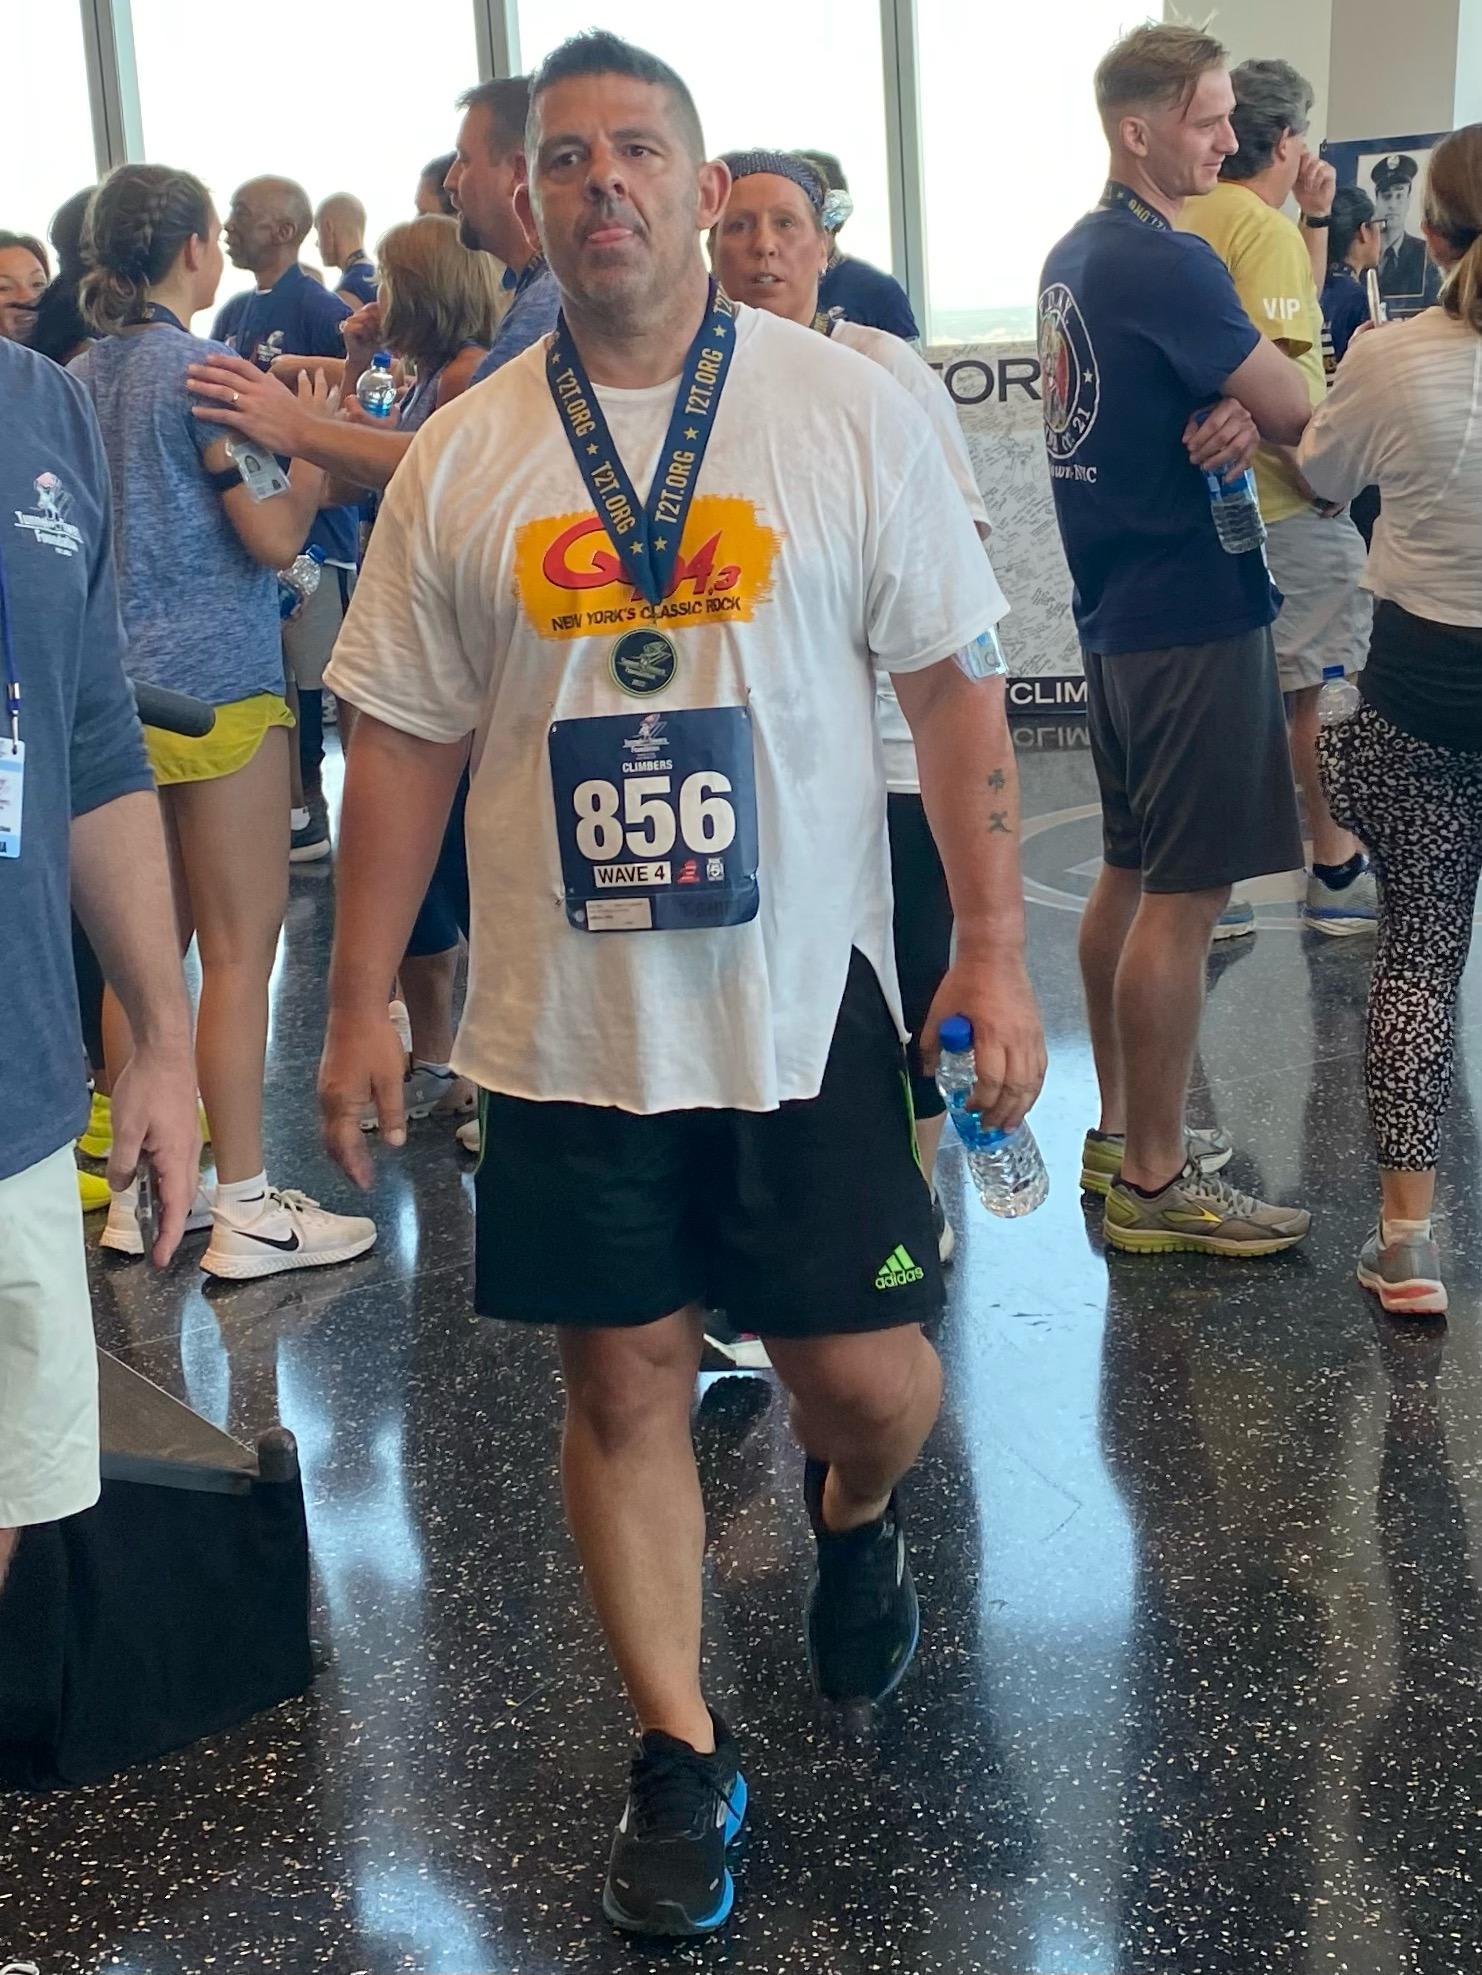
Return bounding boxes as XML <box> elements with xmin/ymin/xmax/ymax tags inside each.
<box><xmin>1368</xmin><ymin>151</ymin><xmax>1443</xmax><ymax>303</ymax></box>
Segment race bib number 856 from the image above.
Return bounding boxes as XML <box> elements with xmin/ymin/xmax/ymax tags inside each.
<box><xmin>549</xmin><ymin>706</ymin><xmax>759</xmax><ymax>932</ymax></box>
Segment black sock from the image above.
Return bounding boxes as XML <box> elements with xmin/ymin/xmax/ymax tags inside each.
<box><xmin>1313</xmin><ymin>851</ymin><xmax>1365</xmax><ymax>889</ymax></box>
<box><xmin>1125</xmin><ymin>1175</ymin><xmax>1178</xmax><ymax>1200</ymax></box>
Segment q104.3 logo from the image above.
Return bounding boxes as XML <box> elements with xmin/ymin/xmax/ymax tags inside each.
<box><xmin>1039</xmin><ymin>282</ymin><xmax>1100</xmax><ymax>464</ymax></box>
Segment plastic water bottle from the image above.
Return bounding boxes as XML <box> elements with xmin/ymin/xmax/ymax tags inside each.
<box><xmin>1195</xmin><ymin>408</ymin><xmax>1267</xmax><ymax>555</ymax></box>
<box><xmin>1317</xmin><ymin>662</ymin><xmax>1361</xmax><ymax>726</ymax></box>
<box><xmin>936</xmin><ymin>1015</ymin><xmax>1049</xmax><ymax>1219</ymax></box>
<box><xmin>355</xmin><ymin>351</ymin><xmax>397</xmax><ymax>418</ymax></box>
<box><xmin>277</xmin><ymin>543</ymin><xmax>325</xmax><ymax>621</ymax></box>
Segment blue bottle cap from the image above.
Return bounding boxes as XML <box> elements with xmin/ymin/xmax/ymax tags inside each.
<box><xmin>306</xmin><ymin>544</ymin><xmax>327</xmax><ymax>564</ymax></box>
<box><xmin>938</xmin><ymin>1014</ymin><xmax>973</xmax><ymax>1053</ymax></box>
<box><xmin>371</xmin><ymin>349</ymin><xmax>393</xmax><ymax>368</ymax></box>
<box><xmin>1321</xmin><ymin>663</ymin><xmax>1344</xmax><ymax>681</ymax></box>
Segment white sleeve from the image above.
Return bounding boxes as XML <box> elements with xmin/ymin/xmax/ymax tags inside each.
<box><xmin>866</xmin><ymin>403</ymin><xmax>1003</xmax><ymax>676</ymax></box>
<box><xmin>1298</xmin><ymin>330</ymin><xmax>1390</xmax><ymax>506</ymax></box>
<box><xmin>325</xmin><ymin>433</ymin><xmax>487</xmax><ymax>743</ymax></box>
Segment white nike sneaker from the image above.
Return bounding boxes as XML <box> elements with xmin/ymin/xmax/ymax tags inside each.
<box><xmin>100</xmin><ymin>1181</ymin><xmax>214</xmax><ymax>1257</ymax></box>
<box><xmin>456</xmin><ymin>1115</ymin><xmax>481</xmax><ymax>1155</ymax></box>
<box><xmin>201</xmin><ymin>1186</ymin><xmax>377</xmax><ymax>1281</ymax></box>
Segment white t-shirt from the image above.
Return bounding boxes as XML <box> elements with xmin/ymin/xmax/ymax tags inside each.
<box><xmin>327</xmin><ymin>305</ymin><xmax>998</xmax><ymax>1114</ymax></box>
<box><xmin>827</xmin><ymin>320</ymin><xmax>1008</xmax><ymax>793</ymax></box>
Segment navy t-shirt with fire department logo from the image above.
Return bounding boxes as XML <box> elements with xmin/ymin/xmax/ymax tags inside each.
<box><xmin>1037</xmin><ymin>199</ymin><xmax>1276</xmax><ymax>656</ymax></box>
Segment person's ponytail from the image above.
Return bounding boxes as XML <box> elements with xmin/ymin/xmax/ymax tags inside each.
<box><xmin>80</xmin><ymin>164</ymin><xmax>210</xmax><ymax>335</ymax></box>
<box><xmin>1424</xmin><ymin>125</ymin><xmax>1482</xmax><ymax>338</ymax></box>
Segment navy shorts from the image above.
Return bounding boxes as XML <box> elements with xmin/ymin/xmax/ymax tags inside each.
<box><xmin>472</xmin><ymin>949</ymin><xmax>942</xmax><ymax>1337</ymax></box>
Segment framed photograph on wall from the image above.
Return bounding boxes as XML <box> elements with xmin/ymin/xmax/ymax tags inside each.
<box><xmin>1322</xmin><ymin>132</ymin><xmax>1450</xmax><ymax>314</ymax></box>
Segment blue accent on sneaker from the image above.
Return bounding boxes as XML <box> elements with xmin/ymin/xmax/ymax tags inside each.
<box><xmin>724</xmin><ymin>1768</ymin><xmax>749</xmax><ymax>1845</ymax></box>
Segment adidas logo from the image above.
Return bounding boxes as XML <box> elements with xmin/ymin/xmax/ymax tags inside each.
<box><xmin>874</xmin><ymin>1243</ymin><xmax>924</xmax><ymax>1290</ymax></box>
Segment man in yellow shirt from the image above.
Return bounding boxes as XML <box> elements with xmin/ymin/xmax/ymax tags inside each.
<box><xmin>1182</xmin><ymin>59</ymin><xmax>1377</xmax><ymax>936</ymax></box>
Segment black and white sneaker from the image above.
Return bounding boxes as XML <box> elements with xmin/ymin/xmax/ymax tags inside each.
<box><xmin>803</xmin><ymin>1458</ymin><xmax>919</xmax><ymax>1704</ymax></box>
<box><xmin>602</xmin><ymin>1713</ymin><xmax>748</xmax><ymax>1937</ymax></box>
<box><xmin>699</xmin><ymin>1315</ymin><xmax>772</xmax><ymax>1373</ymax></box>
<box><xmin>289</xmin><ymin>788</ymin><xmax>331</xmax><ymax>864</ymax></box>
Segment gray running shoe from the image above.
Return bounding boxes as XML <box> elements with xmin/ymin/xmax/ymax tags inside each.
<box><xmin>1104</xmin><ymin>1160</ymin><xmax>1310</xmax><ymax>1257</ymax></box>
<box><xmin>1212</xmin><ymin>894</ymin><xmax>1256</xmax><ymax>942</ymax></box>
<box><xmin>1303</xmin><ymin>864</ymin><xmax>1378</xmax><ymax>936</ymax></box>
<box><xmin>1080</xmin><ymin>1124</ymin><xmax>1233</xmax><ymax>1197</ymax></box>
<box><xmin>1357</xmin><ymin>1226</ymin><xmax>1448</xmax><ymax>1317</ymax></box>
<box><xmin>360</xmin><ymin>1066</ymin><xmax>476</xmax><ymax>1131</ymax></box>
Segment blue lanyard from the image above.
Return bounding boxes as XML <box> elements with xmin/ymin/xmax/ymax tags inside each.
<box><xmin>545</xmin><ymin>279</ymin><xmax>736</xmax><ymax>610</ymax></box>
<box><xmin>0</xmin><ymin>540</ymin><xmax>19</xmax><ymax>749</ymax></box>
<box><xmin>141</xmin><ymin>301</ymin><xmax>189</xmax><ymax>331</ymax></box>
<box><xmin>1098</xmin><ymin>180</ymin><xmax>1171</xmax><ymax>232</ymax></box>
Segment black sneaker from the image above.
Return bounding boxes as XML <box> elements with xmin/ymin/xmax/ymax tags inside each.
<box><xmin>602</xmin><ymin>1714</ymin><xmax>747</xmax><ymax>1937</ymax></box>
<box><xmin>804</xmin><ymin>1458</ymin><xmax>919</xmax><ymax>1704</ymax></box>
<box><xmin>290</xmin><ymin>788</ymin><xmax>331</xmax><ymax>864</ymax></box>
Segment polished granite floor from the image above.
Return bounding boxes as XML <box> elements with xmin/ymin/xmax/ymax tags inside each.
<box><xmin>6</xmin><ymin>724</ymin><xmax>1482</xmax><ymax>1975</ymax></box>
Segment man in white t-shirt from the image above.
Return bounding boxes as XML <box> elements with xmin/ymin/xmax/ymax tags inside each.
<box><xmin>321</xmin><ymin>29</ymin><xmax>1044</xmax><ymax>1939</ymax></box>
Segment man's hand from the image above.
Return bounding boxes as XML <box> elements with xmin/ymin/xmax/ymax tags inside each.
<box><xmin>919</xmin><ymin>952</ymin><xmax>1046</xmax><ymax>1133</ymax></box>
<box><xmin>1184</xmin><ymin>397</ymin><xmax>1260</xmax><ymax>480</ymax></box>
<box><xmin>319</xmin><ymin>1008</ymin><xmax>409</xmax><ymax>1189</ymax></box>
<box><xmin>341</xmin><ymin>301</ymin><xmax>384</xmax><ymax>363</ymax></box>
<box><xmin>108</xmin><ymin>1041</ymin><xmax>200</xmax><ymax>1266</ymax></box>
<box><xmin>1294</xmin><ymin>154</ymin><xmax>1337</xmax><ymax>220</ymax></box>
<box><xmin>187</xmin><ymin>356</ymin><xmax>338</xmax><ymax>456</ymax></box>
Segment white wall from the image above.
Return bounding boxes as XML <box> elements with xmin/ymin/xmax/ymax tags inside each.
<box><xmin>1327</xmin><ymin>0</ymin><xmax>1460</xmax><ymax>136</ymax></box>
<box><xmin>1202</xmin><ymin>0</ymin><xmax>1333</xmax><ymax>140</ymax></box>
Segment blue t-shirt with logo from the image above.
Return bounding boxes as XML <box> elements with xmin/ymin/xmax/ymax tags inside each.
<box><xmin>214</xmin><ymin>264</ymin><xmax>358</xmax><ymax>565</ymax></box>
<box><xmin>1</xmin><ymin>339</ymin><xmax>154</xmax><ymax>1180</ymax></box>
<box><xmin>1038</xmin><ymin>199</ymin><xmax>1274</xmax><ymax>656</ymax></box>
<box><xmin>818</xmin><ymin>255</ymin><xmax>919</xmax><ymax>340</ymax></box>
<box><xmin>337</xmin><ymin>252</ymin><xmax>379</xmax><ymax>308</ymax></box>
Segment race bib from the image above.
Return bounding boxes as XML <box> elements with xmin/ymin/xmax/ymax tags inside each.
<box><xmin>548</xmin><ymin>706</ymin><xmax>759</xmax><ymax>932</ymax></box>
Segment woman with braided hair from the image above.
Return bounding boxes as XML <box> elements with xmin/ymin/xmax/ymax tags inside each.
<box><xmin>69</xmin><ymin>162</ymin><xmax>376</xmax><ymax>1280</ymax></box>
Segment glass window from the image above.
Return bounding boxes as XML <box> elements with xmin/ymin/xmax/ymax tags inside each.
<box><xmin>1</xmin><ymin>4</ymin><xmax>97</xmax><ymax>275</ymax></box>
<box><xmin>918</xmin><ymin>0</ymin><xmax>1129</xmax><ymax>345</ymax></box>
<box><xmin>129</xmin><ymin>0</ymin><xmax>480</xmax><ymax>325</ymax></box>
<box><xmin>514</xmin><ymin>1</ymin><xmax>895</xmax><ymax>276</ymax></box>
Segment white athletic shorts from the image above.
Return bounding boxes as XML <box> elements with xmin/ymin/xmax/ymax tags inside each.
<box><xmin>0</xmin><ymin>1142</ymin><xmax>99</xmax><ymax>1528</ymax></box>
<box><xmin>1266</xmin><ymin>507</ymin><xmax>1373</xmax><ymax>694</ymax></box>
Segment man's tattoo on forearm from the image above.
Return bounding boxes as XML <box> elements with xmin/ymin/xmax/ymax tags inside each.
<box><xmin>989</xmin><ymin>811</ymin><xmax>1012</xmax><ymax>834</ymax></box>
<box><xmin>987</xmin><ymin>768</ymin><xmax>1007</xmax><ymax>791</ymax></box>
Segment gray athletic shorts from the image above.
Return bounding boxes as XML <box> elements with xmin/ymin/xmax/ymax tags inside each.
<box><xmin>1266</xmin><ymin>508</ymin><xmax>1372</xmax><ymax>692</ymax></box>
<box><xmin>1084</xmin><ymin>625</ymin><xmax>1304</xmax><ymax>894</ymax></box>
<box><xmin>282</xmin><ymin>564</ymin><xmax>355</xmax><ymax>693</ymax></box>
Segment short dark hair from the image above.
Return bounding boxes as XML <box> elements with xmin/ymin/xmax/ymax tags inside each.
<box><xmin>1329</xmin><ymin>185</ymin><xmax>1376</xmax><ymax>268</ymax></box>
<box><xmin>456</xmin><ymin>77</ymin><xmax>533</xmax><ymax>159</ymax></box>
<box><xmin>527</xmin><ymin>31</ymin><xmax>705</xmax><ymax>162</ymax></box>
<box><xmin>1222</xmin><ymin>58</ymin><xmax>1313</xmax><ymax>181</ymax></box>
<box><xmin>420</xmin><ymin>153</ymin><xmax>457</xmax><ymax>217</ymax></box>
<box><xmin>801</xmin><ymin>150</ymin><xmax>846</xmax><ymax>193</ymax></box>
<box><xmin>49</xmin><ymin>188</ymin><xmax>96</xmax><ymax>273</ymax></box>
<box><xmin>0</xmin><ymin>230</ymin><xmax>49</xmax><ymax>275</ymax></box>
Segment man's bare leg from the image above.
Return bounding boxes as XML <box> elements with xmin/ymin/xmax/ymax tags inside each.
<box><xmin>557</xmin><ymin>1308</ymin><xmax>713</xmax><ymax>1749</ymax></box>
<box><xmin>1078</xmin><ymin>862</ymin><xmax>1144</xmax><ymax>1136</ymax></box>
<box><xmin>767</xmin><ymin>1325</ymin><xmax>941</xmax><ymax>1532</ymax></box>
<box><xmin>1115</xmin><ymin>886</ymin><xmax>1230</xmax><ymax>1190</ymax></box>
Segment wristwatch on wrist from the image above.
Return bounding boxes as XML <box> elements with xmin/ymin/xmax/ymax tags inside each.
<box><xmin>1301</xmin><ymin>212</ymin><xmax>1333</xmax><ymax>228</ymax></box>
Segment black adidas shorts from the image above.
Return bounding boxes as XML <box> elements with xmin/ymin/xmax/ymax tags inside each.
<box><xmin>472</xmin><ymin>949</ymin><xmax>944</xmax><ymax>1337</ymax></box>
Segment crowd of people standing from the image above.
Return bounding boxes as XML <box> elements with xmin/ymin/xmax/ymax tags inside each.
<box><xmin>2</xmin><ymin>16</ymin><xmax>1482</xmax><ymax>1943</ymax></box>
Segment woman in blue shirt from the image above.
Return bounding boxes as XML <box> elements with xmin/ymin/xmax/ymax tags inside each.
<box><xmin>71</xmin><ymin>163</ymin><xmax>374</xmax><ymax>1280</ymax></box>
<box><xmin>1322</xmin><ymin>187</ymin><xmax>1383</xmax><ymax>378</ymax></box>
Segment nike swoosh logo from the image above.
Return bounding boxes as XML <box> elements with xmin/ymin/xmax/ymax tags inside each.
<box><xmin>238</xmin><ymin>1228</ymin><xmax>302</xmax><ymax>1252</ymax></box>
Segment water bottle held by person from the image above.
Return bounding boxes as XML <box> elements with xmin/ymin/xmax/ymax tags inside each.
<box><xmin>356</xmin><ymin>351</ymin><xmax>398</xmax><ymax>418</ymax></box>
<box><xmin>1316</xmin><ymin>663</ymin><xmax>1361</xmax><ymax>726</ymax></box>
<box><xmin>278</xmin><ymin>543</ymin><xmax>325</xmax><ymax>621</ymax></box>
<box><xmin>936</xmin><ymin>1015</ymin><xmax>1049</xmax><ymax>1219</ymax></box>
<box><xmin>1195</xmin><ymin>408</ymin><xmax>1267</xmax><ymax>556</ymax></box>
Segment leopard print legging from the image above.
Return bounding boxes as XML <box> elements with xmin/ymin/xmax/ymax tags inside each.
<box><xmin>1319</xmin><ymin>699</ymin><xmax>1482</xmax><ymax>1171</ymax></box>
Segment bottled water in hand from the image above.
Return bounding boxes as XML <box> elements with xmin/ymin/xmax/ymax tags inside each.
<box><xmin>278</xmin><ymin>543</ymin><xmax>325</xmax><ymax>621</ymax></box>
<box><xmin>1195</xmin><ymin>409</ymin><xmax>1266</xmax><ymax>556</ymax></box>
<box><xmin>355</xmin><ymin>351</ymin><xmax>398</xmax><ymax>418</ymax></box>
<box><xmin>936</xmin><ymin>1015</ymin><xmax>1048</xmax><ymax>1218</ymax></box>
<box><xmin>1316</xmin><ymin>662</ymin><xmax>1361</xmax><ymax>726</ymax></box>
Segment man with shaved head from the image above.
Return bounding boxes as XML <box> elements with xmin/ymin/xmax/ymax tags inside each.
<box><xmin>215</xmin><ymin>175</ymin><xmax>358</xmax><ymax>862</ymax></box>
<box><xmin>315</xmin><ymin>191</ymin><xmax>378</xmax><ymax>306</ymax></box>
